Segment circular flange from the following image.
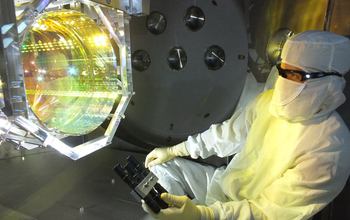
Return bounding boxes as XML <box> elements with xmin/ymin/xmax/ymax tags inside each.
<box><xmin>132</xmin><ymin>50</ymin><xmax>151</xmax><ymax>71</ymax></box>
<box><xmin>146</xmin><ymin>11</ymin><xmax>167</xmax><ymax>35</ymax></box>
<box><xmin>184</xmin><ymin>6</ymin><xmax>205</xmax><ymax>31</ymax></box>
<box><xmin>204</xmin><ymin>45</ymin><xmax>225</xmax><ymax>70</ymax></box>
<box><xmin>167</xmin><ymin>47</ymin><xmax>187</xmax><ymax>71</ymax></box>
<box><xmin>266</xmin><ymin>28</ymin><xmax>294</xmax><ymax>65</ymax></box>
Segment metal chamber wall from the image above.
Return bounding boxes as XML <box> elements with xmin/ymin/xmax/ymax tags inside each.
<box><xmin>116</xmin><ymin>0</ymin><xmax>350</xmax><ymax>149</ymax></box>
<box><xmin>117</xmin><ymin>0</ymin><xmax>249</xmax><ymax>148</ymax></box>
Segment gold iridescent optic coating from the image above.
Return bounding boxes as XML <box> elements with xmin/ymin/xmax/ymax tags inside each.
<box><xmin>21</xmin><ymin>10</ymin><xmax>119</xmax><ymax>135</ymax></box>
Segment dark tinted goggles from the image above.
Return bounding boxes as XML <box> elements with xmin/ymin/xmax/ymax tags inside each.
<box><xmin>276</xmin><ymin>64</ymin><xmax>342</xmax><ymax>81</ymax></box>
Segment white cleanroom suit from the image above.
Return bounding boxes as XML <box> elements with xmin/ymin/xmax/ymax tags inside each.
<box><xmin>145</xmin><ymin>30</ymin><xmax>350</xmax><ymax>220</ymax></box>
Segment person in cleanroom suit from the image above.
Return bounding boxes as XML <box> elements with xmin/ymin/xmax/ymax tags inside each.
<box><xmin>142</xmin><ymin>30</ymin><xmax>350</xmax><ymax>220</ymax></box>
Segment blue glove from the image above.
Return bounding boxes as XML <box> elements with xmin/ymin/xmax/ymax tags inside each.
<box><xmin>142</xmin><ymin>193</ymin><xmax>214</xmax><ymax>220</ymax></box>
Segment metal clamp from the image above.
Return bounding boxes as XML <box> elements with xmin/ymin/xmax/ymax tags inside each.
<box><xmin>134</xmin><ymin>172</ymin><xmax>158</xmax><ymax>198</ymax></box>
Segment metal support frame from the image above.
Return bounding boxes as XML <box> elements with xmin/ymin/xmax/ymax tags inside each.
<box><xmin>0</xmin><ymin>0</ymin><xmax>143</xmax><ymax>160</ymax></box>
<box><xmin>324</xmin><ymin>0</ymin><xmax>335</xmax><ymax>31</ymax></box>
<box><xmin>79</xmin><ymin>0</ymin><xmax>149</xmax><ymax>15</ymax></box>
<box><xmin>0</xmin><ymin>0</ymin><xmax>29</xmax><ymax>118</ymax></box>
<box><xmin>93</xmin><ymin>5</ymin><xmax>133</xmax><ymax>144</ymax></box>
<box><xmin>17</xmin><ymin>0</ymin><xmax>54</xmax><ymax>40</ymax></box>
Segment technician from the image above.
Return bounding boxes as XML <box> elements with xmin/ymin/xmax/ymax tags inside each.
<box><xmin>143</xmin><ymin>30</ymin><xmax>350</xmax><ymax>220</ymax></box>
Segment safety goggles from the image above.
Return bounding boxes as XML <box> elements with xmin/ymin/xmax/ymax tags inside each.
<box><xmin>276</xmin><ymin>64</ymin><xmax>342</xmax><ymax>81</ymax></box>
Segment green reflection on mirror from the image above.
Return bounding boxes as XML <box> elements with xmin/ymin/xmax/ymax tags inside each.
<box><xmin>21</xmin><ymin>10</ymin><xmax>119</xmax><ymax>135</ymax></box>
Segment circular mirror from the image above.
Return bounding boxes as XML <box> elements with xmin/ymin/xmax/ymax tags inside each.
<box><xmin>21</xmin><ymin>10</ymin><xmax>119</xmax><ymax>135</ymax></box>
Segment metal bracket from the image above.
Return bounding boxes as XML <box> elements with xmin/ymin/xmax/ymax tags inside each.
<box><xmin>134</xmin><ymin>172</ymin><xmax>158</xmax><ymax>198</ymax></box>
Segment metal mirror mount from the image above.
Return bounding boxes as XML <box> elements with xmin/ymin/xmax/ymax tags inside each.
<box><xmin>266</xmin><ymin>28</ymin><xmax>294</xmax><ymax>66</ymax></box>
<box><xmin>184</xmin><ymin>6</ymin><xmax>205</xmax><ymax>31</ymax></box>
<box><xmin>167</xmin><ymin>47</ymin><xmax>187</xmax><ymax>71</ymax></box>
<box><xmin>146</xmin><ymin>11</ymin><xmax>167</xmax><ymax>35</ymax></box>
<box><xmin>132</xmin><ymin>50</ymin><xmax>151</xmax><ymax>71</ymax></box>
<box><xmin>204</xmin><ymin>45</ymin><xmax>225</xmax><ymax>70</ymax></box>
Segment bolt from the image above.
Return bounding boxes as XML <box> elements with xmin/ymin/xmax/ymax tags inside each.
<box><xmin>15</xmin><ymin>141</ymin><xmax>22</xmax><ymax>150</ymax></box>
<box><xmin>238</xmin><ymin>55</ymin><xmax>246</xmax><ymax>60</ymax></box>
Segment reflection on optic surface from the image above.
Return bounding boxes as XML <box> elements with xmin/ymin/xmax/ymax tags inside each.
<box><xmin>132</xmin><ymin>50</ymin><xmax>151</xmax><ymax>71</ymax></box>
<box><xmin>146</xmin><ymin>11</ymin><xmax>167</xmax><ymax>35</ymax></box>
<box><xmin>167</xmin><ymin>47</ymin><xmax>187</xmax><ymax>71</ymax></box>
<box><xmin>184</xmin><ymin>6</ymin><xmax>205</xmax><ymax>31</ymax></box>
<box><xmin>266</xmin><ymin>28</ymin><xmax>294</xmax><ymax>66</ymax></box>
<box><xmin>21</xmin><ymin>10</ymin><xmax>119</xmax><ymax>135</ymax></box>
<box><xmin>204</xmin><ymin>45</ymin><xmax>225</xmax><ymax>70</ymax></box>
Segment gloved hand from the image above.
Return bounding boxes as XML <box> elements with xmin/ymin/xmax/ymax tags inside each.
<box><xmin>145</xmin><ymin>142</ymin><xmax>189</xmax><ymax>168</ymax></box>
<box><xmin>142</xmin><ymin>193</ymin><xmax>215</xmax><ymax>220</ymax></box>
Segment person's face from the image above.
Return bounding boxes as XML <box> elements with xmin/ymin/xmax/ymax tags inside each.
<box><xmin>280</xmin><ymin>62</ymin><xmax>305</xmax><ymax>83</ymax></box>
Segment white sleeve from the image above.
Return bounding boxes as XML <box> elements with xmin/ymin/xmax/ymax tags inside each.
<box><xmin>209</xmin><ymin>142</ymin><xmax>350</xmax><ymax>220</ymax></box>
<box><xmin>184</xmin><ymin>107</ymin><xmax>253</xmax><ymax>159</ymax></box>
